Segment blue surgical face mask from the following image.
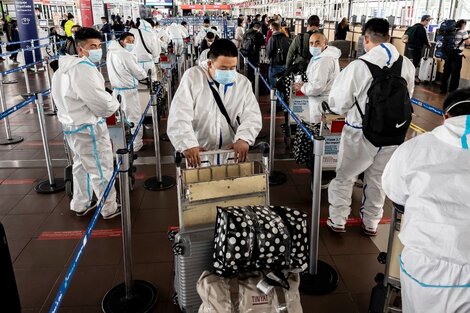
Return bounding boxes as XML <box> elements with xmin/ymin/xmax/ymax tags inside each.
<box><xmin>125</xmin><ymin>43</ymin><xmax>134</xmax><ymax>52</ymax></box>
<box><xmin>86</xmin><ymin>48</ymin><xmax>102</xmax><ymax>63</ymax></box>
<box><xmin>214</xmin><ymin>69</ymin><xmax>236</xmax><ymax>85</ymax></box>
<box><xmin>309</xmin><ymin>46</ymin><xmax>322</xmax><ymax>58</ymax></box>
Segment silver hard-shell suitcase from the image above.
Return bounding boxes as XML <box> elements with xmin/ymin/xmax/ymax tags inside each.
<box><xmin>172</xmin><ymin>227</ymin><xmax>214</xmax><ymax>313</ymax></box>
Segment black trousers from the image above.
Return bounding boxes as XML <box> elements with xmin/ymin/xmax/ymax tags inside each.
<box><xmin>440</xmin><ymin>53</ymin><xmax>463</xmax><ymax>93</ymax></box>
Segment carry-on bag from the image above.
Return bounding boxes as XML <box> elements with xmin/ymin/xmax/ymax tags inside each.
<box><xmin>197</xmin><ymin>270</ymin><xmax>303</xmax><ymax>313</ymax></box>
<box><xmin>418</xmin><ymin>48</ymin><xmax>437</xmax><ymax>82</ymax></box>
<box><xmin>0</xmin><ymin>222</ymin><xmax>21</xmax><ymax>313</ymax></box>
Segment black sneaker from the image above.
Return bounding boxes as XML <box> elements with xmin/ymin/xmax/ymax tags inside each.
<box><xmin>75</xmin><ymin>201</ymin><xmax>97</xmax><ymax>217</ymax></box>
<box><xmin>102</xmin><ymin>205</ymin><xmax>121</xmax><ymax>220</ymax></box>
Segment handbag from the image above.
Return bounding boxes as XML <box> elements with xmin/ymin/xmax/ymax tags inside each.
<box><xmin>292</xmin><ymin>121</ymin><xmax>320</xmax><ymax>169</ymax></box>
<box><xmin>197</xmin><ymin>270</ymin><xmax>303</xmax><ymax>313</ymax></box>
<box><xmin>213</xmin><ymin>205</ymin><xmax>308</xmax><ymax>277</ymax></box>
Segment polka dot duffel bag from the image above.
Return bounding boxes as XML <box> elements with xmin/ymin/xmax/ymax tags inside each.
<box><xmin>212</xmin><ymin>205</ymin><xmax>309</xmax><ymax>276</ymax></box>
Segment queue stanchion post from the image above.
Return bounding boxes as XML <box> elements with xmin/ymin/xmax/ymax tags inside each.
<box><xmin>254</xmin><ymin>66</ymin><xmax>260</xmax><ymax>101</ymax></box>
<box><xmin>34</xmin><ymin>92</ymin><xmax>66</xmax><ymax>193</ymax></box>
<box><xmin>52</xmin><ymin>35</ymin><xmax>57</xmax><ymax>55</ymax></box>
<box><xmin>190</xmin><ymin>40</ymin><xmax>194</xmax><ymax>67</ymax></box>
<box><xmin>30</xmin><ymin>39</ymin><xmax>38</xmax><ymax>72</ymax></box>
<box><xmin>268</xmin><ymin>89</ymin><xmax>287</xmax><ymax>185</ymax></box>
<box><xmin>22</xmin><ymin>65</ymin><xmax>33</xmax><ymax>99</ymax></box>
<box><xmin>144</xmin><ymin>71</ymin><xmax>175</xmax><ymax>191</ymax></box>
<box><xmin>0</xmin><ymin>74</ymin><xmax>24</xmax><ymax>145</ymax></box>
<box><xmin>299</xmin><ymin>135</ymin><xmax>339</xmax><ymax>294</ymax></box>
<box><xmin>237</xmin><ymin>52</ymin><xmax>241</xmax><ymax>72</ymax></box>
<box><xmin>43</xmin><ymin>59</ymin><xmax>57</xmax><ymax>116</ymax></box>
<box><xmin>159</xmin><ymin>67</ymin><xmax>172</xmax><ymax>142</ymax></box>
<box><xmin>243</xmin><ymin>56</ymin><xmax>248</xmax><ymax>77</ymax></box>
<box><xmin>102</xmin><ymin>148</ymin><xmax>158</xmax><ymax>313</ymax></box>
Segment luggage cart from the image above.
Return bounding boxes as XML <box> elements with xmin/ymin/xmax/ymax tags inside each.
<box><xmin>170</xmin><ymin>144</ymin><xmax>271</xmax><ymax>313</ymax></box>
<box><xmin>369</xmin><ymin>204</ymin><xmax>404</xmax><ymax>313</ymax></box>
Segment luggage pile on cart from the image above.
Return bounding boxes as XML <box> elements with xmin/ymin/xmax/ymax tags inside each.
<box><xmin>169</xmin><ymin>147</ymin><xmax>309</xmax><ymax>312</ymax></box>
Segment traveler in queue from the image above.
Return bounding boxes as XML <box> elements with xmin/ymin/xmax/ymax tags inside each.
<box><xmin>286</xmin><ymin>15</ymin><xmax>320</xmax><ymax>73</ymax></box>
<box><xmin>107</xmin><ymin>32</ymin><xmax>148</xmax><ymax>151</ymax></box>
<box><xmin>167</xmin><ymin>39</ymin><xmax>262</xmax><ymax>167</ymax></box>
<box><xmin>51</xmin><ymin>27</ymin><xmax>121</xmax><ymax>219</ymax></box>
<box><xmin>326</xmin><ymin>18</ymin><xmax>415</xmax><ymax>236</ymax></box>
<box><xmin>382</xmin><ymin>89</ymin><xmax>470</xmax><ymax>313</ymax></box>
<box><xmin>129</xmin><ymin>18</ymin><xmax>161</xmax><ymax>80</ymax></box>
<box><xmin>293</xmin><ymin>32</ymin><xmax>340</xmax><ymax>125</ymax></box>
<box><xmin>266</xmin><ymin>21</ymin><xmax>290</xmax><ymax>87</ymax></box>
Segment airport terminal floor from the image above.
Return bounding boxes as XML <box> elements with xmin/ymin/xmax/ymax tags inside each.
<box><xmin>0</xmin><ymin>54</ymin><xmax>447</xmax><ymax>313</ymax></box>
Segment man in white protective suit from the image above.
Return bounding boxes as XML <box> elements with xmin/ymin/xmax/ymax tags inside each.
<box><xmin>154</xmin><ymin>22</ymin><xmax>169</xmax><ymax>52</ymax></box>
<box><xmin>51</xmin><ymin>27</ymin><xmax>121</xmax><ymax>219</ymax></box>
<box><xmin>325</xmin><ymin>18</ymin><xmax>415</xmax><ymax>235</ymax></box>
<box><xmin>382</xmin><ymin>89</ymin><xmax>470</xmax><ymax>313</ymax></box>
<box><xmin>195</xmin><ymin>18</ymin><xmax>219</xmax><ymax>47</ymax></box>
<box><xmin>293</xmin><ymin>32</ymin><xmax>341</xmax><ymax>125</ymax></box>
<box><xmin>167</xmin><ymin>39</ymin><xmax>262</xmax><ymax>167</ymax></box>
<box><xmin>129</xmin><ymin>18</ymin><xmax>161</xmax><ymax>80</ymax></box>
<box><xmin>107</xmin><ymin>32</ymin><xmax>148</xmax><ymax>151</ymax></box>
<box><xmin>166</xmin><ymin>22</ymin><xmax>186</xmax><ymax>55</ymax></box>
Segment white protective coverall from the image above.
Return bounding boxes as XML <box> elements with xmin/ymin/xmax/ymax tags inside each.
<box><xmin>107</xmin><ymin>40</ymin><xmax>148</xmax><ymax>151</ymax></box>
<box><xmin>198</xmin><ymin>48</ymin><xmax>209</xmax><ymax>66</ymax></box>
<box><xmin>166</xmin><ymin>23</ymin><xmax>186</xmax><ymax>55</ymax></box>
<box><xmin>51</xmin><ymin>55</ymin><xmax>120</xmax><ymax>216</ymax></box>
<box><xmin>327</xmin><ymin>43</ymin><xmax>415</xmax><ymax>231</ymax></box>
<box><xmin>382</xmin><ymin>115</ymin><xmax>470</xmax><ymax>313</ymax></box>
<box><xmin>129</xmin><ymin>19</ymin><xmax>161</xmax><ymax>80</ymax></box>
<box><xmin>195</xmin><ymin>27</ymin><xmax>219</xmax><ymax>46</ymax></box>
<box><xmin>155</xmin><ymin>26</ymin><xmax>170</xmax><ymax>52</ymax></box>
<box><xmin>167</xmin><ymin>60</ymin><xmax>262</xmax><ymax>162</ymax></box>
<box><xmin>301</xmin><ymin>46</ymin><xmax>341</xmax><ymax>124</ymax></box>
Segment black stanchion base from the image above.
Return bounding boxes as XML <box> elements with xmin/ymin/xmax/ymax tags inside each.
<box><xmin>269</xmin><ymin>170</ymin><xmax>287</xmax><ymax>186</ymax></box>
<box><xmin>144</xmin><ymin>176</ymin><xmax>175</xmax><ymax>191</ymax></box>
<box><xmin>3</xmin><ymin>80</ymin><xmax>18</xmax><ymax>84</ymax></box>
<box><xmin>34</xmin><ymin>178</ymin><xmax>66</xmax><ymax>194</ymax></box>
<box><xmin>44</xmin><ymin>110</ymin><xmax>57</xmax><ymax>116</ymax></box>
<box><xmin>0</xmin><ymin>136</ymin><xmax>24</xmax><ymax>145</ymax></box>
<box><xmin>102</xmin><ymin>280</ymin><xmax>158</xmax><ymax>313</ymax></box>
<box><xmin>299</xmin><ymin>260</ymin><xmax>339</xmax><ymax>295</ymax></box>
<box><xmin>159</xmin><ymin>133</ymin><xmax>170</xmax><ymax>142</ymax></box>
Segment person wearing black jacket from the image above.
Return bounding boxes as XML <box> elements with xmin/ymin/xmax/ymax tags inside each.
<box><xmin>335</xmin><ymin>17</ymin><xmax>350</xmax><ymax>40</ymax></box>
<box><xmin>405</xmin><ymin>14</ymin><xmax>431</xmax><ymax>68</ymax></box>
<box><xmin>243</xmin><ymin>22</ymin><xmax>265</xmax><ymax>80</ymax></box>
<box><xmin>266</xmin><ymin>22</ymin><xmax>290</xmax><ymax>87</ymax></box>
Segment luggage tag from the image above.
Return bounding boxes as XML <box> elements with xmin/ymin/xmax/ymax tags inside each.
<box><xmin>256</xmin><ymin>278</ymin><xmax>274</xmax><ymax>295</ymax></box>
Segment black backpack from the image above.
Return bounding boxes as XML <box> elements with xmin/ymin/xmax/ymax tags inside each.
<box><xmin>355</xmin><ymin>56</ymin><xmax>412</xmax><ymax>147</ymax></box>
<box><xmin>240</xmin><ymin>30</ymin><xmax>257</xmax><ymax>56</ymax></box>
<box><xmin>272</xmin><ymin>35</ymin><xmax>289</xmax><ymax>65</ymax></box>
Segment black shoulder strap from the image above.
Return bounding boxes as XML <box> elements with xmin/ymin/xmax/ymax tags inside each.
<box><xmin>138</xmin><ymin>29</ymin><xmax>152</xmax><ymax>55</ymax></box>
<box><xmin>390</xmin><ymin>55</ymin><xmax>404</xmax><ymax>75</ymax></box>
<box><xmin>358</xmin><ymin>58</ymin><xmax>384</xmax><ymax>78</ymax></box>
<box><xmin>208</xmin><ymin>82</ymin><xmax>236</xmax><ymax>133</ymax></box>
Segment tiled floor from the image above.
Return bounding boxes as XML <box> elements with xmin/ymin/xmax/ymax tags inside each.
<box><xmin>0</xmin><ymin>58</ymin><xmax>446</xmax><ymax>312</ymax></box>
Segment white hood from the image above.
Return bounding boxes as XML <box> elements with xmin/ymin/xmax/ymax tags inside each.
<box><xmin>318</xmin><ymin>45</ymin><xmax>341</xmax><ymax>60</ymax></box>
<box><xmin>58</xmin><ymin>54</ymin><xmax>91</xmax><ymax>74</ymax></box>
<box><xmin>433</xmin><ymin>115</ymin><xmax>470</xmax><ymax>149</ymax></box>
<box><xmin>108</xmin><ymin>40</ymin><xmax>124</xmax><ymax>52</ymax></box>
<box><xmin>139</xmin><ymin>19</ymin><xmax>152</xmax><ymax>31</ymax></box>
<box><xmin>360</xmin><ymin>43</ymin><xmax>400</xmax><ymax>68</ymax></box>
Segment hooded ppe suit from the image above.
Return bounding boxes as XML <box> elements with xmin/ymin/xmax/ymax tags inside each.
<box><xmin>167</xmin><ymin>60</ymin><xmax>262</xmax><ymax>162</ymax></box>
<box><xmin>107</xmin><ymin>40</ymin><xmax>148</xmax><ymax>151</ymax></box>
<box><xmin>129</xmin><ymin>19</ymin><xmax>161</xmax><ymax>80</ymax></box>
<box><xmin>51</xmin><ymin>55</ymin><xmax>120</xmax><ymax>216</ymax></box>
<box><xmin>166</xmin><ymin>23</ymin><xmax>186</xmax><ymax>55</ymax></box>
<box><xmin>327</xmin><ymin>43</ymin><xmax>415</xmax><ymax>231</ymax></box>
<box><xmin>301</xmin><ymin>46</ymin><xmax>341</xmax><ymax>124</ymax></box>
<box><xmin>382</xmin><ymin>115</ymin><xmax>470</xmax><ymax>313</ymax></box>
<box><xmin>155</xmin><ymin>26</ymin><xmax>170</xmax><ymax>52</ymax></box>
<box><xmin>195</xmin><ymin>27</ymin><xmax>219</xmax><ymax>46</ymax></box>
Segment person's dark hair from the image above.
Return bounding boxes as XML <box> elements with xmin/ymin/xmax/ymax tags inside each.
<box><xmin>75</xmin><ymin>27</ymin><xmax>101</xmax><ymax>46</ymax></box>
<box><xmin>101</xmin><ymin>17</ymin><xmax>108</xmax><ymax>22</ymax></box>
<box><xmin>67</xmin><ymin>13</ymin><xmax>74</xmax><ymax>19</ymax></box>
<box><xmin>135</xmin><ymin>17</ymin><xmax>141</xmax><ymax>28</ymax></box>
<box><xmin>364</xmin><ymin>18</ymin><xmax>390</xmax><ymax>43</ymax></box>
<box><xmin>268</xmin><ymin>18</ymin><xmax>275</xmax><ymax>26</ymax></box>
<box><xmin>207</xmin><ymin>39</ymin><xmax>238</xmax><ymax>60</ymax></box>
<box><xmin>255</xmin><ymin>14</ymin><xmax>261</xmax><ymax>19</ymax></box>
<box><xmin>181</xmin><ymin>21</ymin><xmax>187</xmax><ymax>26</ymax></box>
<box><xmin>252</xmin><ymin>22</ymin><xmax>261</xmax><ymax>29</ymax></box>
<box><xmin>119</xmin><ymin>31</ymin><xmax>134</xmax><ymax>42</ymax></box>
<box><xmin>211</xmin><ymin>26</ymin><xmax>218</xmax><ymax>31</ymax></box>
<box><xmin>71</xmin><ymin>24</ymin><xmax>81</xmax><ymax>30</ymax></box>
<box><xmin>144</xmin><ymin>18</ymin><xmax>155</xmax><ymax>27</ymax></box>
<box><xmin>456</xmin><ymin>19</ymin><xmax>467</xmax><ymax>29</ymax></box>
<box><xmin>307</xmin><ymin>15</ymin><xmax>320</xmax><ymax>27</ymax></box>
<box><xmin>204</xmin><ymin>18</ymin><xmax>210</xmax><ymax>24</ymax></box>
<box><xmin>237</xmin><ymin>18</ymin><xmax>243</xmax><ymax>27</ymax></box>
<box><xmin>443</xmin><ymin>88</ymin><xmax>470</xmax><ymax>117</ymax></box>
<box><xmin>206</xmin><ymin>31</ymin><xmax>215</xmax><ymax>40</ymax></box>
<box><xmin>271</xmin><ymin>22</ymin><xmax>281</xmax><ymax>31</ymax></box>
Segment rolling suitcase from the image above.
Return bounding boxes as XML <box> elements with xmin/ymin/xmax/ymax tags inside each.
<box><xmin>418</xmin><ymin>48</ymin><xmax>437</xmax><ymax>83</ymax></box>
<box><xmin>171</xmin><ymin>226</ymin><xmax>214</xmax><ymax>313</ymax></box>
<box><xmin>0</xmin><ymin>222</ymin><xmax>21</xmax><ymax>313</ymax></box>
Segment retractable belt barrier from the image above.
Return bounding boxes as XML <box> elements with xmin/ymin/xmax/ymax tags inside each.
<box><xmin>0</xmin><ymin>94</ymin><xmax>36</xmax><ymax>121</ymax></box>
<box><xmin>0</xmin><ymin>35</ymin><xmax>54</xmax><ymax>47</ymax></box>
<box><xmin>238</xmin><ymin>55</ymin><xmax>340</xmax><ymax>294</ymax></box>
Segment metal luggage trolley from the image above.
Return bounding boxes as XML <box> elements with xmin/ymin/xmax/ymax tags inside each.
<box><xmin>369</xmin><ymin>204</ymin><xmax>405</xmax><ymax>313</ymax></box>
<box><xmin>170</xmin><ymin>144</ymin><xmax>270</xmax><ymax>313</ymax></box>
